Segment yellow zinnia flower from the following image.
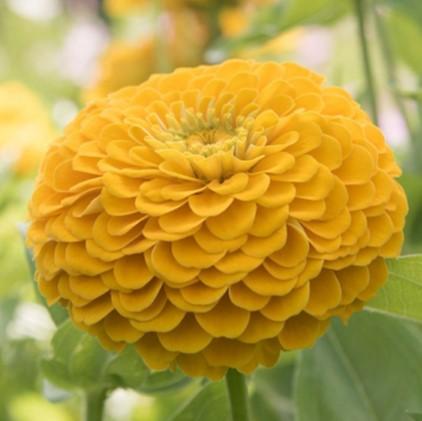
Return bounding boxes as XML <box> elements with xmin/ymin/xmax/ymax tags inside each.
<box><xmin>28</xmin><ymin>60</ymin><xmax>408</xmax><ymax>380</ymax></box>
<box><xmin>0</xmin><ymin>82</ymin><xmax>55</xmax><ymax>176</ymax></box>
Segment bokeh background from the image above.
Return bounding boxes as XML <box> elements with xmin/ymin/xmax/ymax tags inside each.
<box><xmin>1</xmin><ymin>0</ymin><xmax>421</xmax><ymax>420</ymax></box>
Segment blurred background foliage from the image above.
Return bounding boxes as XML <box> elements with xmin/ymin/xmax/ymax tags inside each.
<box><xmin>0</xmin><ymin>0</ymin><xmax>422</xmax><ymax>420</ymax></box>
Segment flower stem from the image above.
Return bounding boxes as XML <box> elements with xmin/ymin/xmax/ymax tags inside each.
<box><xmin>353</xmin><ymin>0</ymin><xmax>379</xmax><ymax>124</ymax></box>
<box><xmin>84</xmin><ymin>388</ymin><xmax>107</xmax><ymax>421</ymax></box>
<box><xmin>225</xmin><ymin>369</ymin><xmax>250</xmax><ymax>421</ymax></box>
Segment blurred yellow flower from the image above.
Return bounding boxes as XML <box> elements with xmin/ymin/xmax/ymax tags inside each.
<box><xmin>105</xmin><ymin>0</ymin><xmax>231</xmax><ymax>15</ymax></box>
<box><xmin>0</xmin><ymin>82</ymin><xmax>55</xmax><ymax>176</ymax></box>
<box><xmin>220</xmin><ymin>0</ymin><xmax>277</xmax><ymax>38</ymax></box>
<box><xmin>84</xmin><ymin>11</ymin><xmax>208</xmax><ymax>102</ymax></box>
<box><xmin>83</xmin><ymin>39</ymin><xmax>155</xmax><ymax>102</ymax></box>
<box><xmin>28</xmin><ymin>60</ymin><xmax>407</xmax><ymax>380</ymax></box>
<box><xmin>104</xmin><ymin>0</ymin><xmax>145</xmax><ymax>16</ymax></box>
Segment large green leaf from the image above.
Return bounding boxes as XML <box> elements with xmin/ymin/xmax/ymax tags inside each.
<box><xmin>366</xmin><ymin>255</ymin><xmax>422</xmax><ymax>323</ymax></box>
<box><xmin>43</xmin><ymin>320</ymin><xmax>191</xmax><ymax>396</ymax></box>
<box><xmin>171</xmin><ymin>381</ymin><xmax>230</xmax><ymax>421</ymax></box>
<box><xmin>294</xmin><ymin>313</ymin><xmax>422</xmax><ymax>421</ymax></box>
<box><xmin>250</xmin><ymin>358</ymin><xmax>296</xmax><ymax>421</ymax></box>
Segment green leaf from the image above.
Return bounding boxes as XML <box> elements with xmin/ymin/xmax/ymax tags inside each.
<box><xmin>294</xmin><ymin>313</ymin><xmax>422</xmax><ymax>421</ymax></box>
<box><xmin>400</xmin><ymin>175</ymin><xmax>422</xmax><ymax>252</ymax></box>
<box><xmin>41</xmin><ymin>359</ymin><xmax>75</xmax><ymax>390</ymax></box>
<box><xmin>68</xmin><ymin>334</ymin><xmax>111</xmax><ymax>388</ymax></box>
<box><xmin>51</xmin><ymin>320</ymin><xmax>84</xmax><ymax>365</ymax></box>
<box><xmin>171</xmin><ymin>381</ymin><xmax>230</xmax><ymax>421</ymax></box>
<box><xmin>136</xmin><ymin>369</ymin><xmax>191</xmax><ymax>395</ymax></box>
<box><xmin>42</xmin><ymin>320</ymin><xmax>111</xmax><ymax>390</ymax></box>
<box><xmin>250</xmin><ymin>358</ymin><xmax>296</xmax><ymax>421</ymax></box>
<box><xmin>366</xmin><ymin>255</ymin><xmax>422</xmax><ymax>323</ymax></box>
<box><xmin>104</xmin><ymin>346</ymin><xmax>149</xmax><ymax>389</ymax></box>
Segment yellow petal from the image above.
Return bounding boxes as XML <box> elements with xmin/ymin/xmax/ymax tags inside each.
<box><xmin>233</xmin><ymin>173</ymin><xmax>271</xmax><ymax>201</ymax></box>
<box><xmin>117</xmin><ymin>279</ymin><xmax>162</xmax><ymax>312</ymax></box>
<box><xmin>103</xmin><ymin>312</ymin><xmax>143</xmax><ymax>343</ymax></box>
<box><xmin>68</xmin><ymin>275</ymin><xmax>109</xmax><ymax>300</ymax></box>
<box><xmin>279</xmin><ymin>313</ymin><xmax>328</xmax><ymax>350</ymax></box>
<box><xmin>269</xmin><ymin>224</ymin><xmax>309</xmax><ymax>267</ymax></box>
<box><xmin>208</xmin><ymin>173</ymin><xmax>249</xmax><ymax>195</ymax></box>
<box><xmin>206</xmin><ymin>201</ymin><xmax>256</xmax><ymax>240</ymax></box>
<box><xmin>159</xmin><ymin>205</ymin><xmax>205</xmax><ymax>234</ymax></box>
<box><xmin>203</xmin><ymin>338</ymin><xmax>255</xmax><ymax>369</ymax></box>
<box><xmin>305</xmin><ymin>270</ymin><xmax>342</xmax><ymax>316</ymax></box>
<box><xmin>165</xmin><ymin>286</ymin><xmax>215</xmax><ymax>313</ymax></box>
<box><xmin>304</xmin><ymin>208</ymin><xmax>352</xmax><ymax>240</ymax></box>
<box><xmin>249</xmin><ymin>206</ymin><xmax>288</xmax><ymax>239</ymax></box>
<box><xmin>181</xmin><ymin>283</ymin><xmax>227</xmax><ymax>306</ymax></box>
<box><xmin>135</xmin><ymin>333</ymin><xmax>177</xmax><ymax>370</ymax></box>
<box><xmin>72</xmin><ymin>294</ymin><xmax>113</xmax><ymax>325</ymax></box>
<box><xmin>158</xmin><ymin>315</ymin><xmax>212</xmax><ymax>353</ymax></box>
<box><xmin>215</xmin><ymin>251</ymin><xmax>262</xmax><ymax>274</ymax></box>
<box><xmin>238</xmin><ymin>313</ymin><xmax>283</xmax><ymax>343</ymax></box>
<box><xmin>336</xmin><ymin>266</ymin><xmax>370</xmax><ymax>305</ymax></box>
<box><xmin>177</xmin><ymin>353</ymin><xmax>226</xmax><ymax>381</ymax></box>
<box><xmin>358</xmin><ymin>257</ymin><xmax>387</xmax><ymax>301</ymax></box>
<box><xmin>261</xmin><ymin>284</ymin><xmax>310</xmax><ymax>321</ymax></box>
<box><xmin>289</xmin><ymin>198</ymin><xmax>326</xmax><ymax>221</ymax></box>
<box><xmin>113</xmin><ymin>255</ymin><xmax>154</xmax><ymax>289</ymax></box>
<box><xmin>194</xmin><ymin>225</ymin><xmax>247</xmax><ymax>253</ymax></box>
<box><xmin>295</xmin><ymin>166</ymin><xmax>335</xmax><ymax>200</ymax></box>
<box><xmin>130</xmin><ymin>302</ymin><xmax>185</xmax><ymax>332</ymax></box>
<box><xmin>196</xmin><ymin>296</ymin><xmax>250</xmax><ymax>338</ymax></box>
<box><xmin>65</xmin><ymin>242</ymin><xmax>112</xmax><ymax>276</ymax></box>
<box><xmin>241</xmin><ymin>226</ymin><xmax>287</xmax><ymax>258</ymax></box>
<box><xmin>229</xmin><ymin>282</ymin><xmax>270</xmax><ymax>311</ymax></box>
<box><xmin>150</xmin><ymin>242</ymin><xmax>200</xmax><ymax>284</ymax></box>
<box><xmin>199</xmin><ymin>267</ymin><xmax>247</xmax><ymax>288</ymax></box>
<box><xmin>334</xmin><ymin>145</ymin><xmax>376</xmax><ymax>185</ymax></box>
<box><xmin>188</xmin><ymin>190</ymin><xmax>233</xmax><ymax>217</ymax></box>
<box><xmin>281</xmin><ymin>154</ymin><xmax>319</xmax><ymax>182</ymax></box>
<box><xmin>171</xmin><ymin>236</ymin><xmax>225</xmax><ymax>269</ymax></box>
<box><xmin>256</xmin><ymin>181</ymin><xmax>295</xmax><ymax>208</ymax></box>
<box><xmin>243</xmin><ymin>266</ymin><xmax>297</xmax><ymax>296</ymax></box>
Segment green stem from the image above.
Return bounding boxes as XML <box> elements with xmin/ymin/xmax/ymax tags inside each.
<box><xmin>353</xmin><ymin>0</ymin><xmax>379</xmax><ymax>124</ymax></box>
<box><xmin>225</xmin><ymin>369</ymin><xmax>250</xmax><ymax>421</ymax></box>
<box><xmin>85</xmin><ymin>388</ymin><xmax>107</xmax><ymax>421</ymax></box>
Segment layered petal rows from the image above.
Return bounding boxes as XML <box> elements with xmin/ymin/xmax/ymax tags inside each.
<box><xmin>28</xmin><ymin>60</ymin><xmax>408</xmax><ymax>379</ymax></box>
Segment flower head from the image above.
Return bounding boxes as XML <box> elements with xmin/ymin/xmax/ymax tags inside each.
<box><xmin>28</xmin><ymin>60</ymin><xmax>407</xmax><ymax>379</ymax></box>
<box><xmin>0</xmin><ymin>82</ymin><xmax>55</xmax><ymax>175</ymax></box>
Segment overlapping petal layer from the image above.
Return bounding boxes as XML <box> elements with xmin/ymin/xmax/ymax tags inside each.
<box><xmin>28</xmin><ymin>60</ymin><xmax>408</xmax><ymax>379</ymax></box>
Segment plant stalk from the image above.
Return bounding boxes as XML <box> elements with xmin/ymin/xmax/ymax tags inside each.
<box><xmin>225</xmin><ymin>369</ymin><xmax>250</xmax><ymax>421</ymax></box>
<box><xmin>353</xmin><ymin>0</ymin><xmax>379</xmax><ymax>124</ymax></box>
<box><xmin>85</xmin><ymin>388</ymin><xmax>107</xmax><ymax>421</ymax></box>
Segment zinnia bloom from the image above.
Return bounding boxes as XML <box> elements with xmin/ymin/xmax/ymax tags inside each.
<box><xmin>28</xmin><ymin>60</ymin><xmax>407</xmax><ymax>380</ymax></box>
<box><xmin>0</xmin><ymin>82</ymin><xmax>55</xmax><ymax>175</ymax></box>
